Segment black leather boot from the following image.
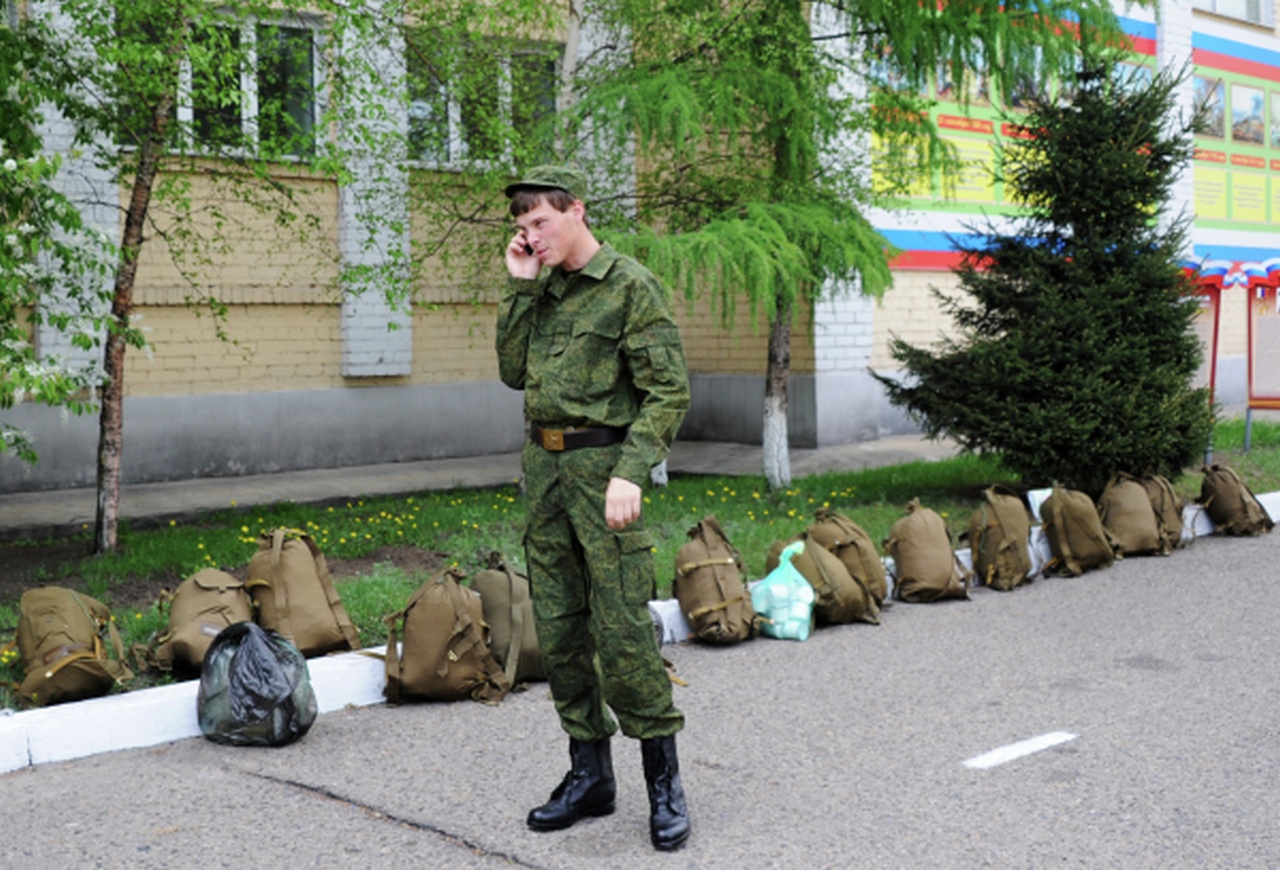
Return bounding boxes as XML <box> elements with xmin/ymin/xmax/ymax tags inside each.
<box><xmin>641</xmin><ymin>734</ymin><xmax>690</xmax><ymax>851</ymax></box>
<box><xmin>527</xmin><ymin>738</ymin><xmax>616</xmax><ymax>831</ymax></box>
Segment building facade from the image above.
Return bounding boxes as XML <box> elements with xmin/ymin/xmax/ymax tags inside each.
<box><xmin>3</xmin><ymin>0</ymin><xmax>1278</xmax><ymax>492</ymax></box>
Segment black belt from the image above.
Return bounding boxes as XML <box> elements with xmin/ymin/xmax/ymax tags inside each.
<box><xmin>531</xmin><ymin>425</ymin><xmax>628</xmax><ymax>452</ymax></box>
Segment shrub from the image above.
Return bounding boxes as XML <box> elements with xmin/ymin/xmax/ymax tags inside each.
<box><xmin>877</xmin><ymin>61</ymin><xmax>1214</xmax><ymax>496</ymax></box>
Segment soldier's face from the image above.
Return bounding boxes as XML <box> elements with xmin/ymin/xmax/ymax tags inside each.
<box><xmin>515</xmin><ymin>198</ymin><xmax>587</xmax><ymax>269</ymax></box>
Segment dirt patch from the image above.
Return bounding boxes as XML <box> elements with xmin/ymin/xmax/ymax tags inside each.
<box><xmin>0</xmin><ymin>540</ymin><xmax>445</xmax><ymax>614</ymax></box>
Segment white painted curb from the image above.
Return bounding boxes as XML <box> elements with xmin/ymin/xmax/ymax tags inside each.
<box><xmin>2</xmin><ymin>489</ymin><xmax>1276</xmax><ymax>775</ymax></box>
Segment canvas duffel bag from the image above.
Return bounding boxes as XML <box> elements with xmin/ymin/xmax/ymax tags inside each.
<box><xmin>1097</xmin><ymin>473</ymin><xmax>1162</xmax><ymax>557</ymax></box>
<box><xmin>806</xmin><ymin>507</ymin><xmax>888</xmax><ymax>606</ymax></box>
<box><xmin>884</xmin><ymin>498</ymin><xmax>970</xmax><ymax>602</ymax></box>
<box><xmin>1198</xmin><ymin>464</ymin><xmax>1274</xmax><ymax>537</ymax></box>
<box><xmin>1138</xmin><ymin>474</ymin><xmax>1185</xmax><ymax>553</ymax></box>
<box><xmin>673</xmin><ymin>516</ymin><xmax>759</xmax><ymax>644</ymax></box>
<box><xmin>770</xmin><ymin>536</ymin><xmax>880</xmax><ymax>625</ymax></box>
<box><xmin>383</xmin><ymin>567</ymin><xmax>511</xmax><ymax>704</ymax></box>
<box><xmin>966</xmin><ymin>485</ymin><xmax>1033</xmax><ymax>591</ymax></box>
<box><xmin>470</xmin><ymin>552</ymin><xmax>545</xmax><ymax>684</ymax></box>
<box><xmin>247</xmin><ymin>528</ymin><xmax>361</xmax><ymax>657</ymax></box>
<box><xmin>1041</xmin><ymin>485</ymin><xmax>1115</xmax><ymax>576</ymax></box>
<box><xmin>154</xmin><ymin>568</ymin><xmax>254</xmax><ymax>673</ymax></box>
<box><xmin>16</xmin><ymin>587</ymin><xmax>133</xmax><ymax>707</ymax></box>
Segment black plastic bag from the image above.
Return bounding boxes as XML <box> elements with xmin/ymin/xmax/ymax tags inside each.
<box><xmin>197</xmin><ymin>622</ymin><xmax>317</xmax><ymax>746</ymax></box>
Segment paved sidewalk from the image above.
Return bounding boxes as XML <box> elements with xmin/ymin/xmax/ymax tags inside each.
<box><xmin>0</xmin><ymin>434</ymin><xmax>959</xmax><ymax>541</ymax></box>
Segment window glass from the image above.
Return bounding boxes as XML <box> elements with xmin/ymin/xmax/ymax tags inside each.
<box><xmin>404</xmin><ymin>29</ymin><xmax>559</xmax><ymax>165</ymax></box>
<box><xmin>512</xmin><ymin>50</ymin><xmax>558</xmax><ymax>161</ymax></box>
<box><xmin>191</xmin><ymin>25</ymin><xmax>243</xmax><ymax>149</ymax></box>
<box><xmin>458</xmin><ymin>45</ymin><xmax>503</xmax><ymax>160</ymax></box>
<box><xmin>406</xmin><ymin>35</ymin><xmax>451</xmax><ymax>162</ymax></box>
<box><xmin>257</xmin><ymin>23</ymin><xmax>315</xmax><ymax>157</ymax></box>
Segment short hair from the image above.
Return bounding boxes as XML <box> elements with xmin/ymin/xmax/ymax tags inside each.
<box><xmin>509</xmin><ymin>187</ymin><xmax>577</xmax><ymax>218</ymax></box>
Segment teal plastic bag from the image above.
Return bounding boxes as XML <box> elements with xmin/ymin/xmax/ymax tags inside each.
<box><xmin>750</xmin><ymin>541</ymin><xmax>815</xmax><ymax>641</ymax></box>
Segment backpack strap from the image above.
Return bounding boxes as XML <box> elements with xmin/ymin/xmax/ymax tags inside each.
<box><xmin>267</xmin><ymin>529</ymin><xmax>296</xmax><ymax>644</ymax></box>
<box><xmin>298</xmin><ymin>533</ymin><xmax>362</xmax><ymax>651</ymax></box>
<box><xmin>675</xmin><ymin>556</ymin><xmax>737</xmax><ymax>576</ymax></box>
<box><xmin>382</xmin><ymin>608</ymin><xmax>406</xmax><ymax>706</ymax></box>
<box><xmin>1048</xmin><ymin>487</ymin><xmax>1080</xmax><ymax>576</ymax></box>
<box><xmin>499</xmin><ymin>560</ymin><xmax>523</xmax><ymax>688</ymax></box>
<box><xmin>441</xmin><ymin>577</ymin><xmax>511</xmax><ymax>703</ymax></box>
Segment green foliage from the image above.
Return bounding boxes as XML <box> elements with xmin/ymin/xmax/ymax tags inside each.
<box><xmin>559</xmin><ymin>0</ymin><xmax>1129</xmax><ymax>330</ymax></box>
<box><xmin>879</xmin><ymin>62</ymin><xmax>1215</xmax><ymax>496</ymax></box>
<box><xmin>0</xmin><ymin>15</ymin><xmax>114</xmax><ymax>461</ymax></box>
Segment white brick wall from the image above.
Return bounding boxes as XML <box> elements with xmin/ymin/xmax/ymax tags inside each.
<box><xmin>337</xmin><ymin>4</ymin><xmax>412</xmax><ymax>377</ymax></box>
<box><xmin>813</xmin><ymin>278</ymin><xmax>875</xmax><ymax>374</ymax></box>
<box><xmin>32</xmin><ymin>0</ymin><xmax>113</xmax><ymax>380</ymax></box>
<box><xmin>1156</xmin><ymin>0</ymin><xmax>1196</xmax><ymax>254</ymax></box>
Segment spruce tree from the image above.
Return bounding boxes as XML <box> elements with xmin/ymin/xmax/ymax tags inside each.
<box><xmin>878</xmin><ymin>63</ymin><xmax>1214</xmax><ymax>496</ymax></box>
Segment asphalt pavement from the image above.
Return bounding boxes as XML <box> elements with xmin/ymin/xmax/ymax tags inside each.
<box><xmin>3</xmin><ymin>530</ymin><xmax>1279</xmax><ymax>868</ymax></box>
<box><xmin>4</xmin><ymin>435</ymin><xmax>1280</xmax><ymax>868</ymax></box>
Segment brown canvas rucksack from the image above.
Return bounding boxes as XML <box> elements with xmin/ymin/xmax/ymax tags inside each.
<box><xmin>673</xmin><ymin>516</ymin><xmax>759</xmax><ymax>643</ymax></box>
<box><xmin>470</xmin><ymin>552</ymin><xmax>545</xmax><ymax>684</ymax></box>
<box><xmin>1097</xmin><ymin>473</ymin><xmax>1162</xmax><ymax>557</ymax></box>
<box><xmin>884</xmin><ymin>498</ymin><xmax>970</xmax><ymax>603</ymax></box>
<box><xmin>153</xmin><ymin>568</ymin><xmax>254</xmax><ymax>673</ymax></box>
<box><xmin>966</xmin><ymin>485</ymin><xmax>1033</xmax><ymax>591</ymax></box>
<box><xmin>1040</xmin><ymin>485</ymin><xmax>1116</xmax><ymax>576</ymax></box>
<box><xmin>383</xmin><ymin>567</ymin><xmax>511</xmax><ymax>704</ymax></box>
<box><xmin>791</xmin><ymin>536</ymin><xmax>880</xmax><ymax>625</ymax></box>
<box><xmin>806</xmin><ymin>508</ymin><xmax>888</xmax><ymax>606</ymax></box>
<box><xmin>16</xmin><ymin>587</ymin><xmax>133</xmax><ymax>707</ymax></box>
<box><xmin>1198</xmin><ymin>464</ymin><xmax>1274</xmax><ymax>537</ymax></box>
<box><xmin>1138</xmin><ymin>474</ymin><xmax>1185</xmax><ymax>553</ymax></box>
<box><xmin>246</xmin><ymin>528</ymin><xmax>361</xmax><ymax>658</ymax></box>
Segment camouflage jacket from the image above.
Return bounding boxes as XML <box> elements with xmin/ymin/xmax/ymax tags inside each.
<box><xmin>496</xmin><ymin>242</ymin><xmax>690</xmax><ymax>487</ymax></box>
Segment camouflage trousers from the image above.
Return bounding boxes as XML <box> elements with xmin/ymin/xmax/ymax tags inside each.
<box><xmin>521</xmin><ymin>439</ymin><xmax>684</xmax><ymax>741</ymax></box>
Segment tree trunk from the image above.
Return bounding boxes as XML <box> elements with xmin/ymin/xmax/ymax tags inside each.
<box><xmin>762</xmin><ymin>298</ymin><xmax>791</xmax><ymax>489</ymax></box>
<box><xmin>94</xmin><ymin>41</ymin><xmax>183</xmax><ymax>553</ymax></box>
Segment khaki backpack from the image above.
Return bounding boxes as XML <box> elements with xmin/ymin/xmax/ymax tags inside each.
<box><xmin>966</xmin><ymin>485</ymin><xmax>1033</xmax><ymax>591</ymax></box>
<box><xmin>153</xmin><ymin>568</ymin><xmax>254</xmax><ymax>673</ymax></box>
<box><xmin>788</xmin><ymin>536</ymin><xmax>880</xmax><ymax>625</ymax></box>
<box><xmin>16</xmin><ymin>587</ymin><xmax>133</xmax><ymax>707</ymax></box>
<box><xmin>470</xmin><ymin>552</ymin><xmax>545</xmax><ymax>684</ymax></box>
<box><xmin>1199</xmin><ymin>464</ymin><xmax>1274</xmax><ymax>537</ymax></box>
<box><xmin>1040</xmin><ymin>485</ymin><xmax>1116</xmax><ymax>576</ymax></box>
<box><xmin>246</xmin><ymin>528</ymin><xmax>361</xmax><ymax>658</ymax></box>
<box><xmin>806</xmin><ymin>508</ymin><xmax>888</xmax><ymax>606</ymax></box>
<box><xmin>673</xmin><ymin>516</ymin><xmax>759</xmax><ymax>643</ymax></box>
<box><xmin>1138</xmin><ymin>474</ymin><xmax>1185</xmax><ymax>553</ymax></box>
<box><xmin>1097</xmin><ymin>473</ymin><xmax>1162</xmax><ymax>557</ymax></box>
<box><xmin>884</xmin><ymin>498</ymin><xmax>971</xmax><ymax>603</ymax></box>
<box><xmin>383</xmin><ymin>567</ymin><xmax>511</xmax><ymax>704</ymax></box>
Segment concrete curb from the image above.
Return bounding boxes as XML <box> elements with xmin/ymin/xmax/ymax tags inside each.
<box><xmin>1</xmin><ymin>491</ymin><xmax>1274</xmax><ymax>776</ymax></box>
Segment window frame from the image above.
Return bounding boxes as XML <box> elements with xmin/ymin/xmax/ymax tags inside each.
<box><xmin>175</xmin><ymin>13</ymin><xmax>325</xmax><ymax>160</ymax></box>
<box><xmin>1193</xmin><ymin>0</ymin><xmax>1274</xmax><ymax>27</ymax></box>
<box><xmin>404</xmin><ymin>32</ymin><xmax>561</xmax><ymax>170</ymax></box>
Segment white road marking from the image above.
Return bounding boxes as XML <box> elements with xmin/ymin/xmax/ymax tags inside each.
<box><xmin>963</xmin><ymin>731</ymin><xmax>1078</xmax><ymax>770</ymax></box>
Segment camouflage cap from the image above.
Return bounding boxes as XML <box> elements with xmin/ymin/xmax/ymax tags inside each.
<box><xmin>504</xmin><ymin>164</ymin><xmax>588</xmax><ymax>202</ymax></box>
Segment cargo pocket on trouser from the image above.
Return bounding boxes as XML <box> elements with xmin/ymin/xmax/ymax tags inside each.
<box><xmin>617</xmin><ymin>528</ymin><xmax>656</xmax><ymax>608</ymax></box>
<box><xmin>600</xmin><ymin>527</ymin><xmax>680</xmax><ymax>739</ymax></box>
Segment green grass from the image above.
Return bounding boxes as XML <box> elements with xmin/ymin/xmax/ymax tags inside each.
<box><xmin>6</xmin><ymin>419</ymin><xmax>1280</xmax><ymax>710</ymax></box>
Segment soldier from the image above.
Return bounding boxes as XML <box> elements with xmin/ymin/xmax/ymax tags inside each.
<box><xmin>496</xmin><ymin>165</ymin><xmax>692</xmax><ymax>851</ymax></box>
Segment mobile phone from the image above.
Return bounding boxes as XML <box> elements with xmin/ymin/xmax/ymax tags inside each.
<box><xmin>523</xmin><ymin>243</ymin><xmax>534</xmax><ymax>256</ymax></box>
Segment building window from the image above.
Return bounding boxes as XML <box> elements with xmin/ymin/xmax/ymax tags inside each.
<box><xmin>181</xmin><ymin>17</ymin><xmax>320</xmax><ymax>158</ymax></box>
<box><xmin>405</xmin><ymin>30</ymin><xmax>559</xmax><ymax>166</ymax></box>
<box><xmin>1193</xmin><ymin>0</ymin><xmax>1274</xmax><ymax>26</ymax></box>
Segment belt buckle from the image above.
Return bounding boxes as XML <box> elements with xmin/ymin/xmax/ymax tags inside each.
<box><xmin>542</xmin><ymin>428</ymin><xmax>566</xmax><ymax>451</ymax></box>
